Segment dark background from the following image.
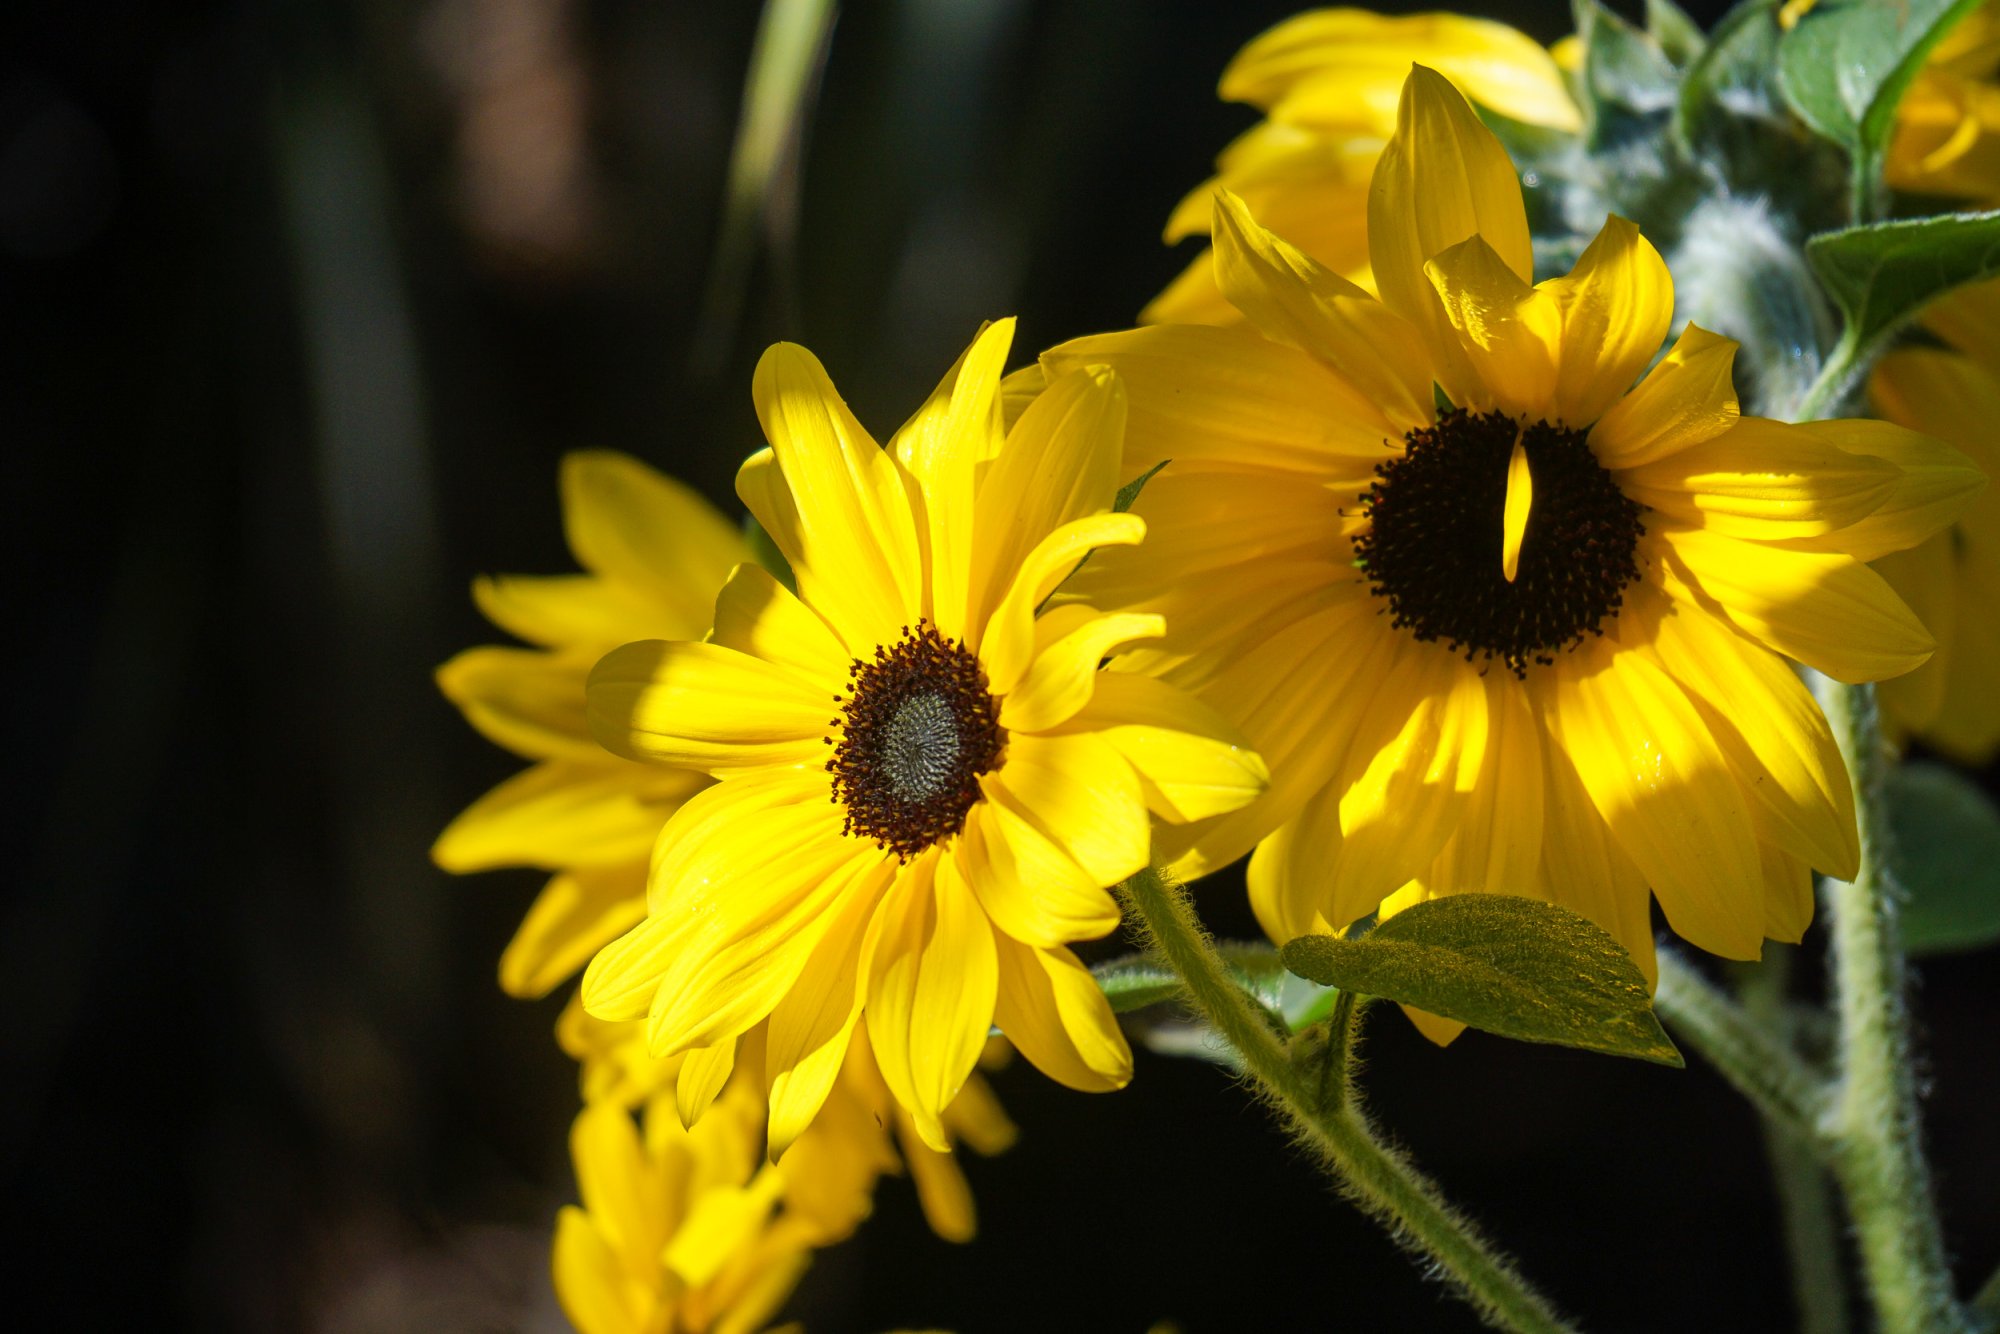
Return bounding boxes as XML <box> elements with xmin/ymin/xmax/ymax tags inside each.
<box><xmin>4</xmin><ymin>1</ymin><xmax>1996</xmax><ymax>1329</ymax></box>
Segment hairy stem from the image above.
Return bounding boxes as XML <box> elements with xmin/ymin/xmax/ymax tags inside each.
<box><xmin>1117</xmin><ymin>866</ymin><xmax>1573</xmax><ymax>1333</ymax></box>
<box><xmin>1654</xmin><ymin>946</ymin><xmax>1829</xmax><ymax>1141</ymax></box>
<box><xmin>1737</xmin><ymin>950</ymin><xmax>1851</xmax><ymax>1334</ymax></box>
<box><xmin>1813</xmin><ymin>678</ymin><xmax>1971</xmax><ymax>1334</ymax></box>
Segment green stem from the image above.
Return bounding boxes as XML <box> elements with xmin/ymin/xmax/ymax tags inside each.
<box><xmin>1117</xmin><ymin>867</ymin><xmax>1573</xmax><ymax>1334</ymax></box>
<box><xmin>1813</xmin><ymin>677</ymin><xmax>1971</xmax><ymax>1334</ymax></box>
<box><xmin>1653</xmin><ymin>946</ymin><xmax>1829</xmax><ymax>1142</ymax></box>
<box><xmin>1790</xmin><ymin>329</ymin><xmax>1865</xmax><ymax>422</ymax></box>
<box><xmin>1737</xmin><ymin>950</ymin><xmax>1852</xmax><ymax>1334</ymax></box>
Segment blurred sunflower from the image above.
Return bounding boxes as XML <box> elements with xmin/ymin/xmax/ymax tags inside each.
<box><xmin>1144</xmin><ymin>7</ymin><xmax>1578</xmax><ymax>326</ymax></box>
<box><xmin>554</xmin><ymin>1087</ymin><xmax>815</xmax><ymax>1334</ymax></box>
<box><xmin>581</xmin><ymin>320</ymin><xmax>1269</xmax><ymax>1146</ymax></box>
<box><xmin>1040</xmin><ymin>68</ymin><xmax>1982</xmax><ymax>1024</ymax></box>
<box><xmin>1876</xmin><ymin>2</ymin><xmax>2000</xmax><ymax>203</ymax></box>
<box><xmin>1869</xmin><ymin>277</ymin><xmax>2000</xmax><ymax>762</ymax></box>
<box><xmin>433</xmin><ymin>452</ymin><xmax>1015</xmax><ymax>1248</ymax></box>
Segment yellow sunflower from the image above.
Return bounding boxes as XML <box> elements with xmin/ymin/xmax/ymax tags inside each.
<box><xmin>580</xmin><ymin>319</ymin><xmax>1269</xmax><ymax>1147</ymax></box>
<box><xmin>1144</xmin><ymin>8</ymin><xmax>1579</xmax><ymax>326</ymax></box>
<box><xmin>554</xmin><ymin>1082</ymin><xmax>817</xmax><ymax>1334</ymax></box>
<box><xmin>433</xmin><ymin>450</ymin><xmax>1016</xmax><ymax>1242</ymax></box>
<box><xmin>1869</xmin><ymin>276</ymin><xmax>2000</xmax><ymax>762</ymax></box>
<box><xmin>1879</xmin><ymin>2</ymin><xmax>2000</xmax><ymax>203</ymax></box>
<box><xmin>1040</xmin><ymin>67</ymin><xmax>1983</xmax><ymax>1018</ymax></box>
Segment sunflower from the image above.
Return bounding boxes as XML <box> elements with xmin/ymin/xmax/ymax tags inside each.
<box><xmin>554</xmin><ymin>1083</ymin><xmax>819</xmax><ymax>1334</ymax></box>
<box><xmin>1876</xmin><ymin>2</ymin><xmax>2000</xmax><ymax>203</ymax></box>
<box><xmin>433</xmin><ymin>450</ymin><xmax>1016</xmax><ymax>1241</ymax></box>
<box><xmin>1869</xmin><ymin>277</ymin><xmax>2000</xmax><ymax>762</ymax></box>
<box><xmin>580</xmin><ymin>320</ymin><xmax>1269</xmax><ymax>1146</ymax></box>
<box><xmin>1144</xmin><ymin>8</ymin><xmax>1579</xmax><ymax>326</ymax></box>
<box><xmin>1039</xmin><ymin>67</ymin><xmax>1983</xmax><ymax>1023</ymax></box>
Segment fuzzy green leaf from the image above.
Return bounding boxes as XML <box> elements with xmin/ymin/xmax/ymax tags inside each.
<box><xmin>1090</xmin><ymin>957</ymin><xmax>1185</xmax><ymax>1014</ymax></box>
<box><xmin>1778</xmin><ymin>0</ymin><xmax>1980</xmax><ymax>202</ymax></box>
<box><xmin>1574</xmin><ymin>0</ymin><xmax>1680</xmax><ymax>143</ymax></box>
<box><xmin>1279</xmin><ymin>896</ymin><xmax>1683</xmax><ymax>1066</ymax></box>
<box><xmin>1808</xmin><ymin>211</ymin><xmax>2000</xmax><ymax>356</ymax></box>
<box><xmin>1886</xmin><ymin>761</ymin><xmax>2000</xmax><ymax>956</ymax></box>
<box><xmin>1647</xmin><ymin>0</ymin><xmax>1707</xmax><ymax>67</ymax></box>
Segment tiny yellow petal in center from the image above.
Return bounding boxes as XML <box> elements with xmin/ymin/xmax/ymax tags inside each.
<box><xmin>1501</xmin><ymin>434</ymin><xmax>1533</xmax><ymax>584</ymax></box>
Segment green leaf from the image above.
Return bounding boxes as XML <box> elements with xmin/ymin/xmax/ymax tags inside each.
<box><xmin>1573</xmin><ymin>0</ymin><xmax>1680</xmax><ymax>142</ymax></box>
<box><xmin>1090</xmin><ymin>942</ymin><xmax>1296</xmax><ymax>1016</ymax></box>
<box><xmin>1090</xmin><ymin>956</ymin><xmax>1184</xmax><ymax>1014</ymax></box>
<box><xmin>1777</xmin><ymin>0</ymin><xmax>1981</xmax><ymax>211</ymax></box>
<box><xmin>1647</xmin><ymin>0</ymin><xmax>1707</xmax><ymax>67</ymax></box>
<box><xmin>1807</xmin><ymin>211</ymin><xmax>2000</xmax><ymax>357</ymax></box>
<box><xmin>1114</xmin><ymin>458</ymin><xmax>1170</xmax><ymax>513</ymax></box>
<box><xmin>1279</xmin><ymin>896</ymin><xmax>1684</xmax><ymax>1067</ymax></box>
<box><xmin>1885</xmin><ymin>761</ymin><xmax>2000</xmax><ymax>956</ymax></box>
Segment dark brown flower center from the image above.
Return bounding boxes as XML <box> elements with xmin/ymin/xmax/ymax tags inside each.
<box><xmin>826</xmin><ymin>621</ymin><xmax>1005</xmax><ymax>859</ymax></box>
<box><xmin>1354</xmin><ymin>410</ymin><xmax>1646</xmax><ymax>677</ymax></box>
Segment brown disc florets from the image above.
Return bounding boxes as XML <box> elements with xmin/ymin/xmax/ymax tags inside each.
<box><xmin>1354</xmin><ymin>409</ymin><xmax>1646</xmax><ymax>677</ymax></box>
<box><xmin>826</xmin><ymin>621</ymin><xmax>1005</xmax><ymax>860</ymax></box>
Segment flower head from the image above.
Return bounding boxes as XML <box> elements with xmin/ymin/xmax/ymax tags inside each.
<box><xmin>581</xmin><ymin>321</ymin><xmax>1268</xmax><ymax>1144</ymax></box>
<box><xmin>1043</xmin><ymin>68</ymin><xmax>1982</xmax><ymax>1022</ymax></box>
<box><xmin>1870</xmin><ymin>276</ymin><xmax>2000</xmax><ymax>762</ymax></box>
<box><xmin>1145</xmin><ymin>8</ymin><xmax>1578</xmax><ymax>325</ymax></box>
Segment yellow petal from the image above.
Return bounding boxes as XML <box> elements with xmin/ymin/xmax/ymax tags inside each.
<box><xmin>1545</xmin><ymin>643</ymin><xmax>1764</xmax><ymax>960</ymax></box>
<box><xmin>891</xmin><ymin>319</ymin><xmax>1015</xmax><ymax>639</ymax></box>
<box><xmin>1000</xmin><ymin>610</ymin><xmax>1164</xmax><ymax>733</ymax></box>
<box><xmin>1542</xmin><ymin>216</ymin><xmax>1675</xmax><ymax>427</ymax></box>
<box><xmin>959</xmin><ymin>799</ymin><xmax>1121</xmax><ymax>950</ymax></box>
<box><xmin>1367</xmin><ymin>65</ymin><xmax>1533</xmax><ymax>394</ymax></box>
<box><xmin>1761</xmin><ymin>841</ymin><xmax>1815</xmax><ymax>945</ymax></box>
<box><xmin>499</xmin><ymin>862</ymin><xmax>648</xmax><ymax>1000</ymax></box>
<box><xmin>1143</xmin><ymin>247</ymin><xmax>1245</xmax><ymax>326</ymax></box>
<box><xmin>1660</xmin><ymin>527</ymin><xmax>1935</xmax><ymax>683</ymax></box>
<box><xmin>1423</xmin><ymin>233</ymin><xmax>1560</xmax><ymax>417</ymax></box>
<box><xmin>1873</xmin><ymin>535</ymin><xmax>1956</xmax><ymax>731</ymax></box>
<box><xmin>909</xmin><ymin>859</ymin><xmax>999</xmax><ymax>1144</ymax></box>
<box><xmin>901</xmin><ymin>1124</ymin><xmax>977</xmax><ymax>1243</ymax></box>
<box><xmin>991</xmin><ymin>936</ymin><xmax>1133</xmax><ymax>1092</ymax></box>
<box><xmin>585</xmin><ymin>639</ymin><xmax>832</xmax><ymax>772</ymax></box>
<box><xmin>577</xmin><ymin>773</ymin><xmax>849</xmax><ymax>1027</ymax></box>
<box><xmin>1637</xmin><ymin>588</ymin><xmax>1859</xmax><ymax>878</ymax></box>
<box><xmin>569</xmin><ymin>1101</ymin><xmax>664</xmax><ymax>1268</ymax></box>
<box><xmin>966</xmin><ymin>365</ymin><xmax>1127</xmax><ymax>638</ymax></box>
<box><xmin>552</xmin><ymin>1206</ymin><xmax>645</xmax><ymax>1334</ymax></box>
<box><xmin>1329</xmin><ymin>647</ymin><xmax>1488</xmax><ymax>927</ymax></box>
<box><xmin>984</xmin><ymin>731</ymin><xmax>1150</xmax><ymax>887</ymax></box>
<box><xmin>1590</xmin><ymin>325</ymin><xmax>1741</xmax><ymax>467</ymax></box>
<box><xmin>1246</xmin><ymin>780</ymin><xmax>1347</xmax><ymax>942</ymax></box>
<box><xmin>1051</xmin><ymin>671</ymin><xmax>1269</xmax><ymax>824</ymax></box>
<box><xmin>561</xmin><ymin>451</ymin><xmax>750</xmax><ymax>625</ymax></box>
<box><xmin>1222</xmin><ymin>10</ymin><xmax>1581</xmax><ymax>131</ymax></box>
<box><xmin>675</xmin><ymin>1036</ymin><xmax>738</xmax><ymax>1129</ymax></box>
<box><xmin>1501</xmin><ymin>435</ymin><xmax>1532</xmax><ymax>583</ymax></box>
<box><xmin>1401</xmin><ymin>1005</ymin><xmax>1469</xmax><ymax>1047</ymax></box>
<box><xmin>764</xmin><ymin>881</ymin><xmax>881</xmax><ymax>1158</ymax></box>
<box><xmin>1161</xmin><ymin>594</ymin><xmax>1390</xmax><ymax>882</ymax></box>
<box><xmin>749</xmin><ymin>342</ymin><xmax>922</xmax><ymax>652</ymax></box>
<box><xmin>977</xmin><ymin>511</ymin><xmax>1146</xmax><ymax>693</ymax></box>
<box><xmin>1423</xmin><ymin>674</ymin><xmax>1544</xmax><ymax>896</ymax></box>
<box><xmin>472</xmin><ymin>572</ymin><xmax>685</xmax><ymax>652</ymax></box>
<box><xmin>663</xmin><ymin>1169</ymin><xmax>784</xmax><ymax>1287</ymax></box>
<box><xmin>707</xmin><ymin>561</ymin><xmax>851</xmax><ymax>685</ymax></box>
<box><xmin>1041</xmin><ymin>323</ymin><xmax>1404</xmax><ymax>475</ymax></box>
<box><xmin>433</xmin><ymin>759</ymin><xmax>703</xmax><ymax>874</ymax></box>
<box><xmin>1619</xmin><ymin>417</ymin><xmax>1902</xmax><ymax>541</ymax></box>
<box><xmin>1538</xmin><ymin>735</ymin><xmax>1660</xmax><ymax>986</ymax></box>
<box><xmin>437</xmin><ymin>646</ymin><xmax>599</xmax><ymax>761</ymax></box>
<box><xmin>1208</xmin><ymin>189</ymin><xmax>1435</xmax><ymax>430</ymax></box>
